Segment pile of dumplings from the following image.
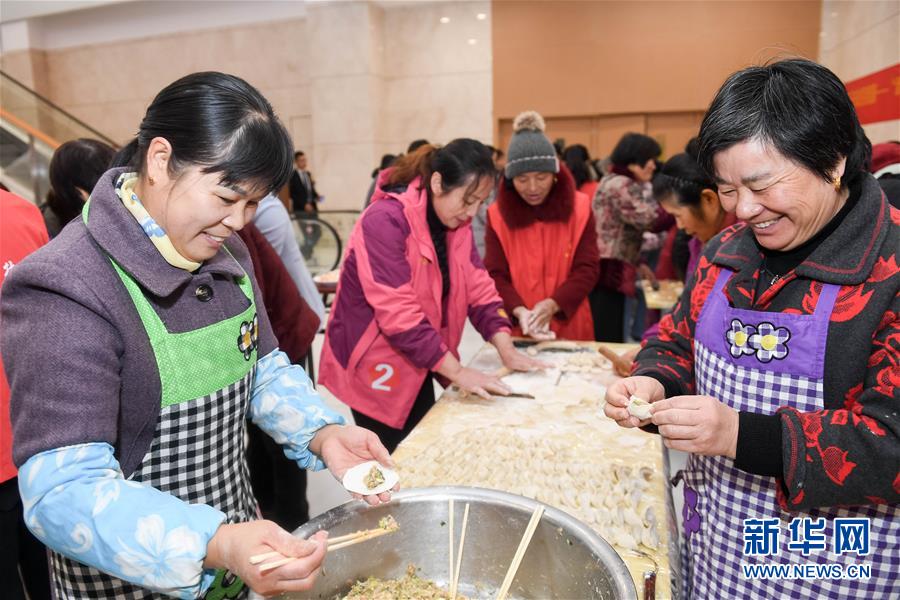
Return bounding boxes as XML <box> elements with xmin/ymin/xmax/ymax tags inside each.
<box><xmin>524</xmin><ymin>349</ymin><xmax>612</xmax><ymax>374</ymax></box>
<box><xmin>396</xmin><ymin>430</ymin><xmax>661</xmax><ymax>552</ymax></box>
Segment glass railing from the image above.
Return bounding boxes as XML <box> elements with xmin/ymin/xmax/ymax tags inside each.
<box><xmin>0</xmin><ymin>70</ymin><xmax>116</xmax><ymax>204</ymax></box>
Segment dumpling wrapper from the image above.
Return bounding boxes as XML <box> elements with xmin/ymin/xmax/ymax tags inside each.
<box><xmin>627</xmin><ymin>395</ymin><xmax>652</xmax><ymax>420</ymax></box>
<box><xmin>342</xmin><ymin>461</ymin><xmax>399</xmax><ymax>495</ymax></box>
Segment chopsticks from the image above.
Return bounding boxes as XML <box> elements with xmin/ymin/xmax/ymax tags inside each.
<box><xmin>249</xmin><ymin>520</ymin><xmax>399</xmax><ymax>572</ymax></box>
<box><xmin>495</xmin><ymin>505</ymin><xmax>544</xmax><ymax>600</ymax></box>
<box><xmin>450</xmin><ymin>503</ymin><xmax>470</xmax><ymax>600</ymax></box>
<box><xmin>448</xmin><ymin>499</ymin><xmax>455</xmax><ymax>589</ymax></box>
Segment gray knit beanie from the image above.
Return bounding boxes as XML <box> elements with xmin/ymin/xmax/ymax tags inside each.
<box><xmin>504</xmin><ymin>110</ymin><xmax>559</xmax><ymax>179</ymax></box>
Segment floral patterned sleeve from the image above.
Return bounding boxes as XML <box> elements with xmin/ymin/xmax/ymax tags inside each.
<box><xmin>614</xmin><ymin>180</ymin><xmax>660</xmax><ymax>230</ymax></box>
<box><xmin>18</xmin><ymin>443</ymin><xmax>225</xmax><ymax>598</ymax></box>
<box><xmin>248</xmin><ymin>349</ymin><xmax>345</xmax><ymax>471</ymax></box>
<box><xmin>777</xmin><ymin>297</ymin><xmax>900</xmax><ymax>509</ymax></box>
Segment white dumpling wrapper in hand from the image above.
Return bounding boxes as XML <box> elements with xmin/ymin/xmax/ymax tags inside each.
<box><xmin>342</xmin><ymin>461</ymin><xmax>399</xmax><ymax>495</ymax></box>
<box><xmin>627</xmin><ymin>395</ymin><xmax>652</xmax><ymax>420</ymax></box>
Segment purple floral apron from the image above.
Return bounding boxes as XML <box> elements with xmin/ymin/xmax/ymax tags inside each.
<box><xmin>680</xmin><ymin>269</ymin><xmax>899</xmax><ymax>599</ymax></box>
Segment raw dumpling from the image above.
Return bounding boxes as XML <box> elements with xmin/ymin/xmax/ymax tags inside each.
<box><xmin>342</xmin><ymin>461</ymin><xmax>399</xmax><ymax>495</ymax></box>
<box><xmin>627</xmin><ymin>395</ymin><xmax>652</xmax><ymax>420</ymax></box>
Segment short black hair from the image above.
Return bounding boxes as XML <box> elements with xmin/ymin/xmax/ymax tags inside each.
<box><xmin>562</xmin><ymin>144</ymin><xmax>593</xmax><ymax>189</ymax></box>
<box><xmin>49</xmin><ymin>138</ymin><xmax>116</xmax><ymax>225</ymax></box>
<box><xmin>294</xmin><ymin>151</ymin><xmax>305</xmax><ymax>159</ymax></box>
<box><xmin>698</xmin><ymin>58</ymin><xmax>871</xmax><ymax>187</ymax></box>
<box><xmin>610</xmin><ymin>133</ymin><xmax>661</xmax><ymax>168</ymax></box>
<box><xmin>652</xmin><ymin>138</ymin><xmax>714</xmax><ymax>209</ymax></box>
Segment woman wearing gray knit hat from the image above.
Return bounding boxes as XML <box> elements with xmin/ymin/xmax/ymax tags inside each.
<box><xmin>483</xmin><ymin>111</ymin><xmax>600</xmax><ymax>341</ymax></box>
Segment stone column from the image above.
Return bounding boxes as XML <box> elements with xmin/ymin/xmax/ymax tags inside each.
<box><xmin>305</xmin><ymin>0</ymin><xmax>386</xmax><ymax>212</ymax></box>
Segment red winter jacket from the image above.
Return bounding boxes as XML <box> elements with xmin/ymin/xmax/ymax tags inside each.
<box><xmin>1</xmin><ymin>191</ymin><xmax>49</xmax><ymax>482</ymax></box>
<box><xmin>634</xmin><ymin>174</ymin><xmax>899</xmax><ymax>511</ymax></box>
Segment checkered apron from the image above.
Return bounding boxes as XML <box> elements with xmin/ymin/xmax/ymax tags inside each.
<box><xmin>50</xmin><ymin>255</ymin><xmax>261</xmax><ymax>599</ymax></box>
<box><xmin>680</xmin><ymin>269</ymin><xmax>899</xmax><ymax>599</ymax></box>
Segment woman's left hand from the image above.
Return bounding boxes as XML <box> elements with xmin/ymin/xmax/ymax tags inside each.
<box><xmin>527</xmin><ymin>298</ymin><xmax>559</xmax><ymax>333</ymax></box>
<box><xmin>499</xmin><ymin>347</ymin><xmax>550</xmax><ymax>372</ymax></box>
<box><xmin>311</xmin><ymin>424</ymin><xmax>397</xmax><ymax>505</ymax></box>
<box><xmin>650</xmin><ymin>395</ymin><xmax>739</xmax><ymax>458</ymax></box>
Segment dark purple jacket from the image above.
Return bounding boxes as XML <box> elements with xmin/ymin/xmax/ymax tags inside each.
<box><xmin>0</xmin><ymin>168</ymin><xmax>276</xmax><ymax>477</ymax></box>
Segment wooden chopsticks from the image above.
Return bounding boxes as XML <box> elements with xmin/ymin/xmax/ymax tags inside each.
<box><xmin>495</xmin><ymin>505</ymin><xmax>544</xmax><ymax>600</ymax></box>
<box><xmin>249</xmin><ymin>518</ymin><xmax>399</xmax><ymax>572</ymax></box>
<box><xmin>449</xmin><ymin>503</ymin><xmax>470</xmax><ymax>600</ymax></box>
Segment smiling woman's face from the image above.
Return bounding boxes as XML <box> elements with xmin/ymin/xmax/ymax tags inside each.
<box><xmin>148</xmin><ymin>167</ymin><xmax>265</xmax><ymax>262</ymax></box>
<box><xmin>712</xmin><ymin>139</ymin><xmax>847</xmax><ymax>251</ymax></box>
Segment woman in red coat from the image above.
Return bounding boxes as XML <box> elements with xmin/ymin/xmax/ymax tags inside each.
<box><xmin>484</xmin><ymin>111</ymin><xmax>599</xmax><ymax>341</ymax></box>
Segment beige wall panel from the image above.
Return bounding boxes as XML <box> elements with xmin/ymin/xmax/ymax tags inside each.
<box><xmin>819</xmin><ymin>0</ymin><xmax>900</xmax><ymax>146</ymax></box>
<box><xmin>38</xmin><ymin>17</ymin><xmax>311</xmax><ymax>143</ymax></box>
<box><xmin>492</xmin><ymin>0</ymin><xmax>821</xmax><ymax>119</ymax></box>
<box><xmin>646</xmin><ymin>112</ymin><xmax>705</xmax><ymax>160</ymax></box>
<box><xmin>819</xmin><ymin>0</ymin><xmax>900</xmax><ymax>53</ymax></box>
<box><xmin>497</xmin><ymin>113</ymin><xmax>649</xmax><ymax>161</ymax></box>
<box><xmin>288</xmin><ymin>115</ymin><xmax>313</xmax><ymax>155</ymax></box>
<box><xmin>819</xmin><ymin>12</ymin><xmax>900</xmax><ymax>82</ymax></box>
<box><xmin>590</xmin><ymin>114</ymin><xmax>648</xmax><ymax>160</ymax></box>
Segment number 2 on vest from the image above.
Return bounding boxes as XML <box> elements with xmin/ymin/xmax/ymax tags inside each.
<box><xmin>371</xmin><ymin>363</ymin><xmax>394</xmax><ymax>391</ymax></box>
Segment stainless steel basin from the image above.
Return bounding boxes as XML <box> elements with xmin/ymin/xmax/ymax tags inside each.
<box><xmin>278</xmin><ymin>486</ymin><xmax>637</xmax><ymax>599</ymax></box>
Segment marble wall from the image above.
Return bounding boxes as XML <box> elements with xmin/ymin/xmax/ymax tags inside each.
<box><xmin>0</xmin><ymin>0</ymin><xmax>495</xmax><ymax>211</ymax></box>
<box><xmin>382</xmin><ymin>1</ymin><xmax>493</xmax><ymax>151</ymax></box>
<box><xmin>818</xmin><ymin>0</ymin><xmax>900</xmax><ymax>143</ymax></box>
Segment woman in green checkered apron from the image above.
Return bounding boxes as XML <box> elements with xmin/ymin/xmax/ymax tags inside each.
<box><xmin>2</xmin><ymin>73</ymin><xmax>394</xmax><ymax>599</ymax></box>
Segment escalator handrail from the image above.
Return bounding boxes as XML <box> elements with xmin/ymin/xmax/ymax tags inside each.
<box><xmin>0</xmin><ymin>70</ymin><xmax>119</xmax><ymax>147</ymax></box>
<box><xmin>0</xmin><ymin>107</ymin><xmax>62</xmax><ymax>149</ymax></box>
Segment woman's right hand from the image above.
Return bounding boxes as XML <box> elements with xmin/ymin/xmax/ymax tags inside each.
<box><xmin>205</xmin><ymin>520</ymin><xmax>328</xmax><ymax>596</ymax></box>
<box><xmin>512</xmin><ymin>306</ymin><xmax>555</xmax><ymax>341</ymax></box>
<box><xmin>604</xmin><ymin>376</ymin><xmax>665</xmax><ymax>428</ymax></box>
<box><xmin>512</xmin><ymin>306</ymin><xmax>534</xmax><ymax>336</ymax></box>
<box><xmin>452</xmin><ymin>366</ymin><xmax>511</xmax><ymax>400</ymax></box>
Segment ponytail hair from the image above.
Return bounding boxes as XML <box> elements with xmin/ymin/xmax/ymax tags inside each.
<box><xmin>387</xmin><ymin>138</ymin><xmax>496</xmax><ymax>202</ymax></box>
<box><xmin>652</xmin><ymin>138</ymin><xmax>715</xmax><ymax>209</ymax></box>
<box><xmin>110</xmin><ymin>138</ymin><xmax>139</xmax><ymax>169</ymax></box>
<box><xmin>113</xmin><ymin>71</ymin><xmax>294</xmax><ymax>194</ymax></box>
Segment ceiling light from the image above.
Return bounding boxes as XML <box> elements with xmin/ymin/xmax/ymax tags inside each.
<box><xmin>468</xmin><ymin>38</ymin><xmax>478</xmax><ymax>45</ymax></box>
<box><xmin>476</xmin><ymin>13</ymin><xmax>487</xmax><ymax>20</ymax></box>
<box><xmin>440</xmin><ymin>16</ymin><xmax>450</xmax><ymax>24</ymax></box>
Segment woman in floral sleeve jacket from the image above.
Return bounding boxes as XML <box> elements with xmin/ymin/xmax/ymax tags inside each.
<box><xmin>606</xmin><ymin>59</ymin><xmax>898</xmax><ymax>599</ymax></box>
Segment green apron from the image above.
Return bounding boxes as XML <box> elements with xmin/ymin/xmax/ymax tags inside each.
<box><xmin>52</xmin><ymin>211</ymin><xmax>260</xmax><ymax>599</ymax></box>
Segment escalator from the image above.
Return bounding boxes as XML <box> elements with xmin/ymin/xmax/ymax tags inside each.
<box><xmin>0</xmin><ymin>70</ymin><xmax>116</xmax><ymax>204</ymax></box>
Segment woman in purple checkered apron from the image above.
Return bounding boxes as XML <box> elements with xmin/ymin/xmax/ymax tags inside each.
<box><xmin>606</xmin><ymin>59</ymin><xmax>899</xmax><ymax>598</ymax></box>
<box><xmin>2</xmin><ymin>73</ymin><xmax>395</xmax><ymax>599</ymax></box>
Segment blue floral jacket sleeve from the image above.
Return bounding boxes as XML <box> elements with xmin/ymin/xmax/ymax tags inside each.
<box><xmin>18</xmin><ymin>443</ymin><xmax>226</xmax><ymax>598</ymax></box>
<box><xmin>248</xmin><ymin>349</ymin><xmax>345</xmax><ymax>471</ymax></box>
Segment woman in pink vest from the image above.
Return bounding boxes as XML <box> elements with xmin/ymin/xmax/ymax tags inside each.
<box><xmin>484</xmin><ymin>111</ymin><xmax>600</xmax><ymax>341</ymax></box>
<box><xmin>319</xmin><ymin>140</ymin><xmax>545</xmax><ymax>452</ymax></box>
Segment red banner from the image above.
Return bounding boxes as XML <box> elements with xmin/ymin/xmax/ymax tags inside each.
<box><xmin>845</xmin><ymin>63</ymin><xmax>900</xmax><ymax>125</ymax></box>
